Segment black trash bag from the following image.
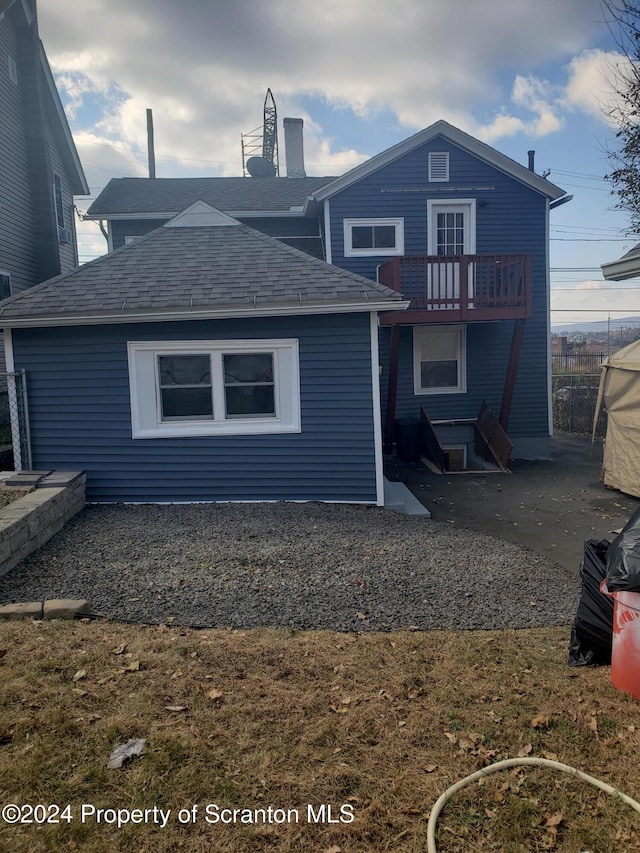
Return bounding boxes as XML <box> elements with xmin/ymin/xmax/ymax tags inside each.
<box><xmin>568</xmin><ymin>539</ymin><xmax>613</xmax><ymax>666</ymax></box>
<box><xmin>605</xmin><ymin>506</ymin><xmax>640</xmax><ymax>593</ymax></box>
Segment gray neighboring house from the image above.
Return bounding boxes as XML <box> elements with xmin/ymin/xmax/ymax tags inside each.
<box><xmin>0</xmin><ymin>0</ymin><xmax>88</xmax><ymax>298</ymax></box>
<box><xmin>0</xmin><ymin>202</ymin><xmax>406</xmax><ymax>503</ymax></box>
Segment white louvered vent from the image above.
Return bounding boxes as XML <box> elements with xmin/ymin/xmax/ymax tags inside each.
<box><xmin>428</xmin><ymin>152</ymin><xmax>449</xmax><ymax>182</ymax></box>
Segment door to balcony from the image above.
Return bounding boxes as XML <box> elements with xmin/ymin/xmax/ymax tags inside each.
<box><xmin>427</xmin><ymin>200</ymin><xmax>475</xmax><ymax>308</ymax></box>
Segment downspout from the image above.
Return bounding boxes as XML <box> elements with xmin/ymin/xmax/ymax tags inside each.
<box><xmin>323</xmin><ymin>199</ymin><xmax>332</xmax><ymax>264</ymax></box>
<box><xmin>3</xmin><ymin>328</ymin><xmax>21</xmax><ymax>471</ymax></box>
<box><xmin>370</xmin><ymin>311</ymin><xmax>385</xmax><ymax>506</ymax></box>
<box><xmin>546</xmin><ymin>196</ymin><xmax>553</xmax><ymax>437</ymax></box>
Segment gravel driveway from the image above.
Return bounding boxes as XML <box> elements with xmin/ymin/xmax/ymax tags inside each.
<box><xmin>0</xmin><ymin>503</ymin><xmax>578</xmax><ymax>631</ymax></box>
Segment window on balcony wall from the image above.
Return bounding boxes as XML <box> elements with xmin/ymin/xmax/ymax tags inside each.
<box><xmin>128</xmin><ymin>339</ymin><xmax>301</xmax><ymax>438</ymax></box>
<box><xmin>343</xmin><ymin>218</ymin><xmax>404</xmax><ymax>257</ymax></box>
<box><xmin>413</xmin><ymin>326</ymin><xmax>466</xmax><ymax>395</ymax></box>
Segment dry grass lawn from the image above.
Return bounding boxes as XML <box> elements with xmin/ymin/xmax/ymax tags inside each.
<box><xmin>0</xmin><ymin>620</ymin><xmax>639</xmax><ymax>852</ymax></box>
<box><xmin>0</xmin><ymin>486</ymin><xmax>33</xmax><ymax>510</ymax></box>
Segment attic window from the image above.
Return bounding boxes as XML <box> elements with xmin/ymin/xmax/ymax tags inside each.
<box><xmin>428</xmin><ymin>152</ymin><xmax>449</xmax><ymax>182</ymax></box>
<box><xmin>8</xmin><ymin>56</ymin><xmax>18</xmax><ymax>85</ymax></box>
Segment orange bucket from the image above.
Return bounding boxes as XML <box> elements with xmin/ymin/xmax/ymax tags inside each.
<box><xmin>601</xmin><ymin>581</ymin><xmax>640</xmax><ymax>699</ymax></box>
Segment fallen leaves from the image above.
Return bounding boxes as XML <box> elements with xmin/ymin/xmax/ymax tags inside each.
<box><xmin>531</xmin><ymin>713</ymin><xmax>550</xmax><ymax>729</ymax></box>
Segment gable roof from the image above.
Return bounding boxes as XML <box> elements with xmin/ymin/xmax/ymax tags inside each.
<box><xmin>309</xmin><ymin>119</ymin><xmax>566</xmax><ymax>203</ymax></box>
<box><xmin>0</xmin><ymin>203</ymin><xmax>404</xmax><ymax>327</ymax></box>
<box><xmin>85</xmin><ymin>176</ymin><xmax>335</xmax><ymax>219</ymax></box>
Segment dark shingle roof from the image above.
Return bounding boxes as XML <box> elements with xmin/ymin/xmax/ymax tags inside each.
<box><xmin>86</xmin><ymin>176</ymin><xmax>335</xmax><ymax>217</ymax></box>
<box><xmin>0</xmin><ymin>220</ymin><xmax>402</xmax><ymax>324</ymax></box>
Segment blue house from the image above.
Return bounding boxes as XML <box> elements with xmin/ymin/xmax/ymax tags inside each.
<box><xmin>0</xmin><ymin>202</ymin><xmax>404</xmax><ymax>503</ymax></box>
<box><xmin>85</xmin><ymin>120</ymin><xmax>569</xmax><ymax>468</ymax></box>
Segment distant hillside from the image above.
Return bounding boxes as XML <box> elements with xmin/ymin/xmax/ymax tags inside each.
<box><xmin>551</xmin><ymin>315</ymin><xmax>640</xmax><ymax>334</ymax></box>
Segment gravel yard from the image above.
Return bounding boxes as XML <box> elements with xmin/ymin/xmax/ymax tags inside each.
<box><xmin>0</xmin><ymin>502</ymin><xmax>578</xmax><ymax>630</ymax></box>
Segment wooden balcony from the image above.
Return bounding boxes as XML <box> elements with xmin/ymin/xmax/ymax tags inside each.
<box><xmin>378</xmin><ymin>253</ymin><xmax>532</xmax><ymax>325</ymax></box>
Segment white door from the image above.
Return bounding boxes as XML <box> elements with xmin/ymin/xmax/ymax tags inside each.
<box><xmin>427</xmin><ymin>200</ymin><xmax>476</xmax><ymax>308</ymax></box>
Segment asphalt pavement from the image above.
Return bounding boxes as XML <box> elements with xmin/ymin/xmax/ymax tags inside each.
<box><xmin>385</xmin><ymin>434</ymin><xmax>640</xmax><ymax>573</ymax></box>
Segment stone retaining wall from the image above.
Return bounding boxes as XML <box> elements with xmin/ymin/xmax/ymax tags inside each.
<box><xmin>0</xmin><ymin>471</ymin><xmax>86</xmax><ymax>578</ymax></box>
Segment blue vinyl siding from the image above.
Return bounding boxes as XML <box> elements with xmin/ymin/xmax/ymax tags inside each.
<box><xmin>12</xmin><ymin>313</ymin><xmax>379</xmax><ymax>503</ymax></box>
<box><xmin>327</xmin><ymin>136</ymin><xmax>551</xmax><ymax>455</ymax></box>
<box><xmin>111</xmin><ymin>216</ymin><xmax>319</xmax><ymax>250</ymax></box>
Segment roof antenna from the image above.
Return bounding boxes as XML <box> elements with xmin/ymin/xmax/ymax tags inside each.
<box><xmin>241</xmin><ymin>89</ymin><xmax>279</xmax><ymax>177</ymax></box>
<box><xmin>147</xmin><ymin>109</ymin><xmax>156</xmax><ymax>179</ymax></box>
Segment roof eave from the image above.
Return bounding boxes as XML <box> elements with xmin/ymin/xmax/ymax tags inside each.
<box><xmin>0</xmin><ymin>299</ymin><xmax>409</xmax><ymax>328</ymax></box>
<box><xmin>601</xmin><ymin>256</ymin><xmax>640</xmax><ymax>281</ymax></box>
<box><xmin>83</xmin><ymin>208</ymin><xmax>314</xmax><ymax>221</ymax></box>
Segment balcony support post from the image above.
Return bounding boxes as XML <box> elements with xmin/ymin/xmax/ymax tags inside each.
<box><xmin>499</xmin><ymin>318</ymin><xmax>526</xmax><ymax>431</ymax></box>
<box><xmin>383</xmin><ymin>324</ymin><xmax>401</xmax><ymax>454</ymax></box>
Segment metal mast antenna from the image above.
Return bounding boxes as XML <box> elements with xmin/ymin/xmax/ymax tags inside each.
<box><xmin>261</xmin><ymin>88</ymin><xmax>278</xmax><ymax>172</ymax></box>
<box><xmin>241</xmin><ymin>88</ymin><xmax>279</xmax><ymax>176</ymax></box>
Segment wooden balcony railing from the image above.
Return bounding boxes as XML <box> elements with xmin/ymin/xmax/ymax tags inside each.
<box><xmin>378</xmin><ymin>253</ymin><xmax>532</xmax><ymax>325</ymax></box>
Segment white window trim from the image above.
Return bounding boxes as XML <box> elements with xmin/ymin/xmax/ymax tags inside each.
<box><xmin>428</xmin><ymin>151</ymin><xmax>449</xmax><ymax>182</ymax></box>
<box><xmin>128</xmin><ymin>339</ymin><xmax>301</xmax><ymax>438</ymax></box>
<box><xmin>343</xmin><ymin>218</ymin><xmax>404</xmax><ymax>258</ymax></box>
<box><xmin>413</xmin><ymin>325</ymin><xmax>467</xmax><ymax>396</ymax></box>
<box><xmin>427</xmin><ymin>199</ymin><xmax>476</xmax><ymax>255</ymax></box>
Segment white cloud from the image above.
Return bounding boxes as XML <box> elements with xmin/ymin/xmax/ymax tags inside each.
<box><xmin>564</xmin><ymin>48</ymin><xmax>632</xmax><ymax>122</ymax></box>
<box><xmin>38</xmin><ymin>0</ymin><xmax>604</xmax><ymax>176</ymax></box>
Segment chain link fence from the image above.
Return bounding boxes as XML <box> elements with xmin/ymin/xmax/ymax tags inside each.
<box><xmin>551</xmin><ymin>353</ymin><xmax>606</xmax><ymax>437</ymax></box>
<box><xmin>0</xmin><ymin>370</ymin><xmax>31</xmax><ymax>471</ymax></box>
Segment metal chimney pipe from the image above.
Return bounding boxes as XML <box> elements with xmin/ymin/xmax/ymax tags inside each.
<box><xmin>527</xmin><ymin>150</ymin><xmax>535</xmax><ymax>172</ymax></box>
<box><xmin>283</xmin><ymin>117</ymin><xmax>306</xmax><ymax>178</ymax></box>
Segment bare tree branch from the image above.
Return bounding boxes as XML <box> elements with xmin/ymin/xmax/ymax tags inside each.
<box><xmin>602</xmin><ymin>1</ymin><xmax>640</xmax><ymax>232</ymax></box>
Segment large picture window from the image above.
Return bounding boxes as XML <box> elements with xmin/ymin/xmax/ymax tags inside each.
<box><xmin>343</xmin><ymin>218</ymin><xmax>404</xmax><ymax>257</ymax></box>
<box><xmin>128</xmin><ymin>339</ymin><xmax>300</xmax><ymax>438</ymax></box>
<box><xmin>413</xmin><ymin>326</ymin><xmax>466</xmax><ymax>395</ymax></box>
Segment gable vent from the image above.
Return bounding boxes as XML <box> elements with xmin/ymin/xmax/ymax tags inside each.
<box><xmin>428</xmin><ymin>152</ymin><xmax>449</xmax><ymax>182</ymax></box>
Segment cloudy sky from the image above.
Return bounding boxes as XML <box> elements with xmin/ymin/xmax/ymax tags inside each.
<box><xmin>37</xmin><ymin>0</ymin><xmax>640</xmax><ymax>327</ymax></box>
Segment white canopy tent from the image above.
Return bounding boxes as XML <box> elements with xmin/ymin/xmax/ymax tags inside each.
<box><xmin>594</xmin><ymin>339</ymin><xmax>640</xmax><ymax>499</ymax></box>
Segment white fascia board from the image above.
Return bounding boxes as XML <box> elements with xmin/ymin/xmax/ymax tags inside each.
<box><xmin>83</xmin><ymin>212</ymin><xmax>179</xmax><ymax>222</ymax></box>
<box><xmin>0</xmin><ymin>300</ymin><xmax>410</xmax><ymax>329</ymax></box>
<box><xmin>85</xmin><ymin>209</ymin><xmax>310</xmax><ymax>222</ymax></box>
<box><xmin>601</xmin><ymin>257</ymin><xmax>640</xmax><ymax>281</ymax></box>
<box><xmin>310</xmin><ymin>119</ymin><xmax>565</xmax><ymax>202</ymax></box>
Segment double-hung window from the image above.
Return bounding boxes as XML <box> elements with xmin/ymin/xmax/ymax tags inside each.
<box><xmin>413</xmin><ymin>326</ymin><xmax>466</xmax><ymax>395</ymax></box>
<box><xmin>343</xmin><ymin>218</ymin><xmax>404</xmax><ymax>257</ymax></box>
<box><xmin>128</xmin><ymin>339</ymin><xmax>300</xmax><ymax>438</ymax></box>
